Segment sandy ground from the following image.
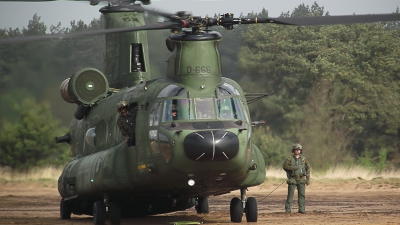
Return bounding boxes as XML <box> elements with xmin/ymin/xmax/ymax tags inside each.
<box><xmin>1</xmin><ymin>178</ymin><xmax>400</xmax><ymax>225</ymax></box>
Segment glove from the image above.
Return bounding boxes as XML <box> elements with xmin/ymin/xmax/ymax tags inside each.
<box><xmin>125</xmin><ymin>137</ymin><xmax>129</xmax><ymax>146</ymax></box>
<box><xmin>306</xmin><ymin>180</ymin><xmax>310</xmax><ymax>186</ymax></box>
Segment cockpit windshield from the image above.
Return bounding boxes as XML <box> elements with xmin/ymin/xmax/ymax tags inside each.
<box><xmin>162</xmin><ymin>97</ymin><xmax>246</xmax><ymax>122</ymax></box>
<box><xmin>194</xmin><ymin>98</ymin><xmax>215</xmax><ymax>119</ymax></box>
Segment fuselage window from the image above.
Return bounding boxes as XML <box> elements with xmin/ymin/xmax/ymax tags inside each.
<box><xmin>149</xmin><ymin>102</ymin><xmax>161</xmax><ymax>126</ymax></box>
<box><xmin>105</xmin><ymin>121</ymin><xmax>108</xmax><ymax>144</ymax></box>
<box><xmin>159</xmin><ymin>133</ymin><xmax>172</xmax><ymax>163</ymax></box>
<box><xmin>149</xmin><ymin>130</ymin><xmax>160</xmax><ymax>154</ymax></box>
<box><xmin>85</xmin><ymin>127</ymin><xmax>96</xmax><ymax>153</ymax></box>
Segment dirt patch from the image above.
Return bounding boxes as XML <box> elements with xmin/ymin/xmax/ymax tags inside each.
<box><xmin>0</xmin><ymin>179</ymin><xmax>400</xmax><ymax>224</ymax></box>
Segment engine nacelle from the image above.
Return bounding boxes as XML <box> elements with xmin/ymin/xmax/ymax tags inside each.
<box><xmin>59</xmin><ymin>68</ymin><xmax>109</xmax><ymax>105</ymax></box>
<box><xmin>60</xmin><ymin>78</ymin><xmax>75</xmax><ymax>103</ymax></box>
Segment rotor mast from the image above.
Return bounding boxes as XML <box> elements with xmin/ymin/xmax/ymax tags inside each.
<box><xmin>166</xmin><ymin>28</ymin><xmax>223</xmax><ymax>90</ymax></box>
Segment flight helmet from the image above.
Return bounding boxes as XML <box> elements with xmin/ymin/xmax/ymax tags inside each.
<box><xmin>116</xmin><ymin>100</ymin><xmax>128</xmax><ymax>112</ymax></box>
<box><xmin>292</xmin><ymin>143</ymin><xmax>303</xmax><ymax>153</ymax></box>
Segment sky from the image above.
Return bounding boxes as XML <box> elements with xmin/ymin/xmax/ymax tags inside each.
<box><xmin>0</xmin><ymin>0</ymin><xmax>399</xmax><ymax>30</ymax></box>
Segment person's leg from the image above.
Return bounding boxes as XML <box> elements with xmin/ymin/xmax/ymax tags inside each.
<box><xmin>285</xmin><ymin>184</ymin><xmax>296</xmax><ymax>212</ymax></box>
<box><xmin>297</xmin><ymin>183</ymin><xmax>306</xmax><ymax>213</ymax></box>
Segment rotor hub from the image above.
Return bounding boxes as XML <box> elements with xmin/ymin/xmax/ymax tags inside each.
<box><xmin>169</xmin><ymin>30</ymin><xmax>222</xmax><ymax>42</ymax></box>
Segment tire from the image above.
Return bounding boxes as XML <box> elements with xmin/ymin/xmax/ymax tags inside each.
<box><xmin>245</xmin><ymin>197</ymin><xmax>258</xmax><ymax>222</ymax></box>
<box><xmin>93</xmin><ymin>200</ymin><xmax>106</xmax><ymax>225</ymax></box>
<box><xmin>60</xmin><ymin>198</ymin><xmax>71</xmax><ymax>219</ymax></box>
<box><xmin>110</xmin><ymin>201</ymin><xmax>121</xmax><ymax>225</ymax></box>
<box><xmin>230</xmin><ymin>197</ymin><xmax>243</xmax><ymax>223</ymax></box>
<box><xmin>196</xmin><ymin>197</ymin><xmax>209</xmax><ymax>214</ymax></box>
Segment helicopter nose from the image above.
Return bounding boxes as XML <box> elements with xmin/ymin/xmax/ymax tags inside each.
<box><xmin>183</xmin><ymin>130</ymin><xmax>239</xmax><ymax>162</ymax></box>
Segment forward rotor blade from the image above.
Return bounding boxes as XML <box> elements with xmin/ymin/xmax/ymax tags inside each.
<box><xmin>0</xmin><ymin>21</ymin><xmax>179</xmax><ymax>44</ymax></box>
<box><xmin>0</xmin><ymin>0</ymin><xmax>57</xmax><ymax>1</ymax></box>
<box><xmin>241</xmin><ymin>13</ymin><xmax>400</xmax><ymax>26</ymax></box>
<box><xmin>131</xmin><ymin>5</ymin><xmax>187</xmax><ymax>20</ymax></box>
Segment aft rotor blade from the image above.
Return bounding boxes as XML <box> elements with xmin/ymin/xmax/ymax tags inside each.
<box><xmin>0</xmin><ymin>21</ymin><xmax>179</xmax><ymax>44</ymax></box>
<box><xmin>239</xmin><ymin>13</ymin><xmax>400</xmax><ymax>26</ymax></box>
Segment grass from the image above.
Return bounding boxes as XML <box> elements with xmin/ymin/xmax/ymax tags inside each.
<box><xmin>265</xmin><ymin>165</ymin><xmax>400</xmax><ymax>180</ymax></box>
<box><xmin>1</xmin><ymin>165</ymin><xmax>400</xmax><ymax>184</ymax></box>
<box><xmin>0</xmin><ymin>166</ymin><xmax>62</xmax><ymax>182</ymax></box>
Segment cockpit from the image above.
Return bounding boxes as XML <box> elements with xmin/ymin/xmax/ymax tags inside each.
<box><xmin>157</xmin><ymin>83</ymin><xmax>248</xmax><ymax>123</ymax></box>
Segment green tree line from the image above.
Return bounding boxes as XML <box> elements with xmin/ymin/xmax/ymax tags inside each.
<box><xmin>241</xmin><ymin>3</ymin><xmax>400</xmax><ymax>170</ymax></box>
<box><xmin>1</xmin><ymin>3</ymin><xmax>399</xmax><ymax>171</ymax></box>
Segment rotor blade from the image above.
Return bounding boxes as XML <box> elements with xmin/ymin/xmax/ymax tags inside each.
<box><xmin>119</xmin><ymin>3</ymin><xmax>192</xmax><ymax>21</ymax></box>
<box><xmin>239</xmin><ymin>13</ymin><xmax>400</xmax><ymax>26</ymax></box>
<box><xmin>138</xmin><ymin>8</ymin><xmax>177</xmax><ymax>20</ymax></box>
<box><xmin>0</xmin><ymin>21</ymin><xmax>179</xmax><ymax>44</ymax></box>
<box><xmin>0</xmin><ymin>0</ymin><xmax>56</xmax><ymax>1</ymax></box>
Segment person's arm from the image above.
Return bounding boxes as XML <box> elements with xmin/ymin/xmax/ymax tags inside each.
<box><xmin>304</xmin><ymin>157</ymin><xmax>311</xmax><ymax>185</ymax></box>
<box><xmin>282</xmin><ymin>158</ymin><xmax>298</xmax><ymax>171</ymax></box>
<box><xmin>117</xmin><ymin>118</ymin><xmax>128</xmax><ymax>137</ymax></box>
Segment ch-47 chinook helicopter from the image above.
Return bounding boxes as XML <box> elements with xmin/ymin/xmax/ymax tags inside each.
<box><xmin>1</xmin><ymin>0</ymin><xmax>400</xmax><ymax>224</ymax></box>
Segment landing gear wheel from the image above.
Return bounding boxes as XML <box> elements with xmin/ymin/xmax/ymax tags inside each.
<box><xmin>93</xmin><ymin>200</ymin><xmax>106</xmax><ymax>225</ymax></box>
<box><xmin>196</xmin><ymin>197</ymin><xmax>209</xmax><ymax>214</ymax></box>
<box><xmin>110</xmin><ymin>201</ymin><xmax>121</xmax><ymax>225</ymax></box>
<box><xmin>230</xmin><ymin>197</ymin><xmax>243</xmax><ymax>223</ymax></box>
<box><xmin>245</xmin><ymin>197</ymin><xmax>258</xmax><ymax>222</ymax></box>
<box><xmin>60</xmin><ymin>198</ymin><xmax>71</xmax><ymax>219</ymax></box>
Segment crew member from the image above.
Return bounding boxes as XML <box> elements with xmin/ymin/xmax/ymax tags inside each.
<box><xmin>172</xmin><ymin>110</ymin><xmax>178</xmax><ymax>120</ymax></box>
<box><xmin>282</xmin><ymin>143</ymin><xmax>311</xmax><ymax>214</ymax></box>
<box><xmin>220</xmin><ymin>105</ymin><xmax>232</xmax><ymax>119</ymax></box>
<box><xmin>116</xmin><ymin>101</ymin><xmax>136</xmax><ymax>147</ymax></box>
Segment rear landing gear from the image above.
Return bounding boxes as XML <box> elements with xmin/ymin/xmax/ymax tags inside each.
<box><xmin>229</xmin><ymin>188</ymin><xmax>258</xmax><ymax>223</ymax></box>
<box><xmin>93</xmin><ymin>200</ymin><xmax>106</xmax><ymax>225</ymax></box>
<box><xmin>196</xmin><ymin>197</ymin><xmax>209</xmax><ymax>214</ymax></box>
<box><xmin>93</xmin><ymin>193</ymin><xmax>122</xmax><ymax>225</ymax></box>
<box><xmin>109</xmin><ymin>201</ymin><xmax>121</xmax><ymax>225</ymax></box>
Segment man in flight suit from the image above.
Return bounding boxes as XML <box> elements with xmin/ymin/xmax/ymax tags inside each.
<box><xmin>116</xmin><ymin>101</ymin><xmax>137</xmax><ymax>147</ymax></box>
<box><xmin>282</xmin><ymin>143</ymin><xmax>311</xmax><ymax>214</ymax></box>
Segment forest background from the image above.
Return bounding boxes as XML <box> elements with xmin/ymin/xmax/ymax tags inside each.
<box><xmin>1</xmin><ymin>2</ymin><xmax>400</xmax><ymax>172</ymax></box>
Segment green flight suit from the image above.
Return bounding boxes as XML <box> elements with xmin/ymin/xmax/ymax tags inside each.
<box><xmin>282</xmin><ymin>154</ymin><xmax>310</xmax><ymax>213</ymax></box>
<box><xmin>117</xmin><ymin>108</ymin><xmax>136</xmax><ymax>146</ymax></box>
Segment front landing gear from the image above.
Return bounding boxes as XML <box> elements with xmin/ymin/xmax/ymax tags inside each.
<box><xmin>245</xmin><ymin>197</ymin><xmax>258</xmax><ymax>222</ymax></box>
<box><xmin>229</xmin><ymin>188</ymin><xmax>258</xmax><ymax>223</ymax></box>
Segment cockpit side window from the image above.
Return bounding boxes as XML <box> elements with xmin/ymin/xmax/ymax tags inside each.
<box><xmin>162</xmin><ymin>99</ymin><xmax>193</xmax><ymax>122</ymax></box>
<box><xmin>216</xmin><ymin>97</ymin><xmax>245</xmax><ymax>120</ymax></box>
<box><xmin>162</xmin><ymin>100</ymin><xmax>173</xmax><ymax>122</ymax></box>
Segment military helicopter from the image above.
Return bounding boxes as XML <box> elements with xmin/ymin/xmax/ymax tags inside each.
<box><xmin>1</xmin><ymin>0</ymin><xmax>400</xmax><ymax>224</ymax></box>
